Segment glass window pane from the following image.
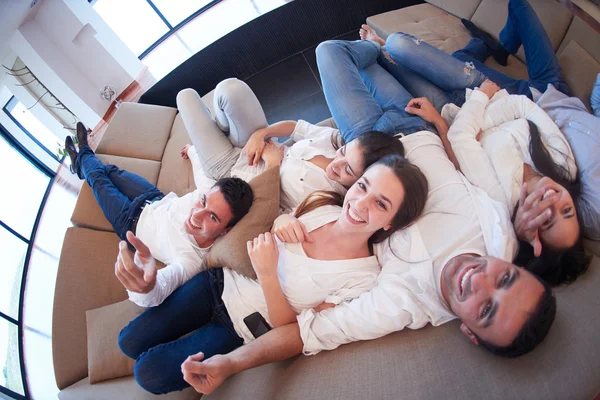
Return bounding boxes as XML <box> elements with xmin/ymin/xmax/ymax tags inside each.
<box><xmin>93</xmin><ymin>0</ymin><xmax>170</xmax><ymax>56</ymax></box>
<box><xmin>0</xmin><ymin>318</ymin><xmax>25</xmax><ymax>396</ymax></box>
<box><xmin>0</xmin><ymin>134</ymin><xmax>50</xmax><ymax>238</ymax></box>
<box><xmin>7</xmin><ymin>100</ymin><xmax>61</xmax><ymax>157</ymax></box>
<box><xmin>152</xmin><ymin>0</ymin><xmax>214</xmax><ymax>26</ymax></box>
<box><xmin>0</xmin><ymin>226</ymin><xmax>27</xmax><ymax>321</ymax></box>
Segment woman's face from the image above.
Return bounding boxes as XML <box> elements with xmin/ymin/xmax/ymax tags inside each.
<box><xmin>326</xmin><ymin>141</ymin><xmax>364</xmax><ymax>187</ymax></box>
<box><xmin>339</xmin><ymin>164</ymin><xmax>405</xmax><ymax>234</ymax></box>
<box><xmin>533</xmin><ymin>177</ymin><xmax>579</xmax><ymax>250</ymax></box>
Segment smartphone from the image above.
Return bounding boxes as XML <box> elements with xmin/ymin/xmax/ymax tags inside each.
<box><xmin>243</xmin><ymin>312</ymin><xmax>272</xmax><ymax>339</ymax></box>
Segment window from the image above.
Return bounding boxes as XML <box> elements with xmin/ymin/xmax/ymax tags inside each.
<box><xmin>3</xmin><ymin>97</ymin><xmax>60</xmax><ymax>163</ymax></box>
<box><xmin>0</xmin><ymin>124</ymin><xmax>55</xmax><ymax>400</ymax></box>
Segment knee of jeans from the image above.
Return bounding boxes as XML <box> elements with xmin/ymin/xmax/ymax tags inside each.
<box><xmin>316</xmin><ymin>40</ymin><xmax>342</xmax><ymax>60</ymax></box>
<box><xmin>214</xmin><ymin>78</ymin><xmax>252</xmax><ymax>109</ymax></box>
<box><xmin>386</xmin><ymin>32</ymin><xmax>420</xmax><ymax>51</ymax></box>
<box><xmin>134</xmin><ymin>352</ymin><xmax>169</xmax><ymax>395</ymax></box>
<box><xmin>117</xmin><ymin>326</ymin><xmax>141</xmax><ymax>360</ymax></box>
<box><xmin>176</xmin><ymin>88</ymin><xmax>203</xmax><ymax>110</ymax></box>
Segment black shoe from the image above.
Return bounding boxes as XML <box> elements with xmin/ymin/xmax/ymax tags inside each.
<box><xmin>65</xmin><ymin>136</ymin><xmax>83</xmax><ymax>179</ymax></box>
<box><xmin>76</xmin><ymin>121</ymin><xmax>89</xmax><ymax>148</ymax></box>
<box><xmin>461</xmin><ymin>18</ymin><xmax>510</xmax><ymax>66</ymax></box>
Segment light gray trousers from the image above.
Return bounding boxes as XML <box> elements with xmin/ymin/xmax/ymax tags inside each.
<box><xmin>176</xmin><ymin>78</ymin><xmax>268</xmax><ymax>180</ymax></box>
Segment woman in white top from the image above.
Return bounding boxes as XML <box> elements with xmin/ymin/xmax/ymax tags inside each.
<box><xmin>177</xmin><ymin>78</ymin><xmax>405</xmax><ymax>212</ymax></box>
<box><xmin>127</xmin><ymin>154</ymin><xmax>428</xmax><ymax>394</ymax></box>
<box><xmin>406</xmin><ymin>81</ymin><xmax>589</xmax><ymax>285</ymax></box>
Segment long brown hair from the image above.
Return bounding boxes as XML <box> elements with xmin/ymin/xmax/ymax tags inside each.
<box><xmin>294</xmin><ymin>154</ymin><xmax>428</xmax><ymax>247</ymax></box>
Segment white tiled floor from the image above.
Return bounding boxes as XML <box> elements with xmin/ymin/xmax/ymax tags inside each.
<box><xmin>142</xmin><ymin>0</ymin><xmax>290</xmax><ymax>80</ymax></box>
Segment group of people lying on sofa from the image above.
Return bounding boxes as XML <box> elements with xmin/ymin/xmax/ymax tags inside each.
<box><xmin>64</xmin><ymin>0</ymin><xmax>600</xmax><ymax>395</ymax></box>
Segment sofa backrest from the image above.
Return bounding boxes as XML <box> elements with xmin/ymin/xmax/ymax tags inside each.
<box><xmin>425</xmin><ymin>0</ymin><xmax>482</xmax><ymax>20</ymax></box>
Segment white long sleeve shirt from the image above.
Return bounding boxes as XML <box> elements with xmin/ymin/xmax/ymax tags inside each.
<box><xmin>229</xmin><ymin>120</ymin><xmax>347</xmax><ymax>212</ymax></box>
<box><xmin>296</xmin><ymin>132</ymin><xmax>517</xmax><ymax>355</ymax></box>
<box><xmin>444</xmin><ymin>89</ymin><xmax>577</xmax><ymax>211</ymax></box>
<box><xmin>128</xmin><ymin>146</ymin><xmax>212</xmax><ymax>307</ymax></box>
<box><xmin>221</xmin><ymin>205</ymin><xmax>380</xmax><ymax>344</ymax></box>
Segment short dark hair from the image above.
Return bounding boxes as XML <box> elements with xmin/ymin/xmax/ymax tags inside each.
<box><xmin>213</xmin><ymin>177</ymin><xmax>254</xmax><ymax>228</ymax></box>
<box><xmin>475</xmin><ymin>275</ymin><xmax>556</xmax><ymax>358</ymax></box>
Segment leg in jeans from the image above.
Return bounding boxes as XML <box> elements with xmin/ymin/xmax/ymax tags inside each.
<box><xmin>316</xmin><ymin>40</ymin><xmax>430</xmax><ymax>142</ymax></box>
<box><xmin>498</xmin><ymin>0</ymin><xmax>570</xmax><ymax>95</ymax></box>
<box><xmin>177</xmin><ymin>88</ymin><xmax>241</xmax><ymax>180</ymax></box>
<box><xmin>119</xmin><ymin>269</ymin><xmax>243</xmax><ymax>394</ymax></box>
<box><xmin>104</xmin><ymin>165</ymin><xmax>157</xmax><ymax>201</ymax></box>
<box><xmin>212</xmin><ymin>78</ymin><xmax>268</xmax><ymax>147</ymax></box>
<box><xmin>77</xmin><ymin>146</ymin><xmax>157</xmax><ymax>239</ymax></box>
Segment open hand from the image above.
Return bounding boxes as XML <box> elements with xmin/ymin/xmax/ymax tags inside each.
<box><xmin>180</xmin><ymin>144</ymin><xmax>192</xmax><ymax>159</ymax></box>
<box><xmin>405</xmin><ymin>97</ymin><xmax>442</xmax><ymax>124</ymax></box>
<box><xmin>242</xmin><ymin>129</ymin><xmax>268</xmax><ymax>166</ymax></box>
<box><xmin>114</xmin><ymin>231</ymin><xmax>157</xmax><ymax>293</ymax></box>
<box><xmin>182</xmin><ymin>352</ymin><xmax>233</xmax><ymax>395</ymax></box>
<box><xmin>247</xmin><ymin>232</ymin><xmax>279</xmax><ymax>279</ymax></box>
<box><xmin>514</xmin><ymin>183</ymin><xmax>558</xmax><ymax>257</ymax></box>
<box><xmin>272</xmin><ymin>214</ymin><xmax>313</xmax><ymax>243</ymax></box>
<box><xmin>478</xmin><ymin>79</ymin><xmax>501</xmax><ymax>99</ymax></box>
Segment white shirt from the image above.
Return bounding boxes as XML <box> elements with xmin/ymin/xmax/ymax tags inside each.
<box><xmin>128</xmin><ymin>146</ymin><xmax>212</xmax><ymax>308</ymax></box>
<box><xmin>296</xmin><ymin>132</ymin><xmax>517</xmax><ymax>355</ymax></box>
<box><xmin>229</xmin><ymin>120</ymin><xmax>347</xmax><ymax>212</ymax></box>
<box><xmin>444</xmin><ymin>89</ymin><xmax>577</xmax><ymax>211</ymax></box>
<box><xmin>221</xmin><ymin>205</ymin><xmax>380</xmax><ymax>344</ymax></box>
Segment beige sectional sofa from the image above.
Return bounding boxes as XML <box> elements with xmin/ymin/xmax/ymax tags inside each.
<box><xmin>53</xmin><ymin>0</ymin><xmax>600</xmax><ymax>398</ymax></box>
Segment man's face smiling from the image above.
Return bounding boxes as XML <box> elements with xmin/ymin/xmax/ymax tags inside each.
<box><xmin>184</xmin><ymin>187</ymin><xmax>233</xmax><ymax>245</ymax></box>
<box><xmin>440</xmin><ymin>255</ymin><xmax>544</xmax><ymax>347</ymax></box>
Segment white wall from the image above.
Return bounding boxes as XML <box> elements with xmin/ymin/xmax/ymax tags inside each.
<box><xmin>6</xmin><ymin>0</ymin><xmax>145</xmax><ymax>126</ymax></box>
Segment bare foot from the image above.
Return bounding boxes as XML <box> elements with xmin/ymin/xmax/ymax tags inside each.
<box><xmin>359</xmin><ymin>24</ymin><xmax>386</xmax><ymax>46</ymax></box>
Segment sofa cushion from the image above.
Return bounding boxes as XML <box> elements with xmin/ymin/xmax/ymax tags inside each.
<box><xmin>558</xmin><ymin>17</ymin><xmax>600</xmax><ymax>65</ymax></box>
<box><xmin>206</xmin><ymin>255</ymin><xmax>600</xmax><ymax>400</ymax></box>
<box><xmin>207</xmin><ymin>166</ymin><xmax>281</xmax><ymax>279</ymax></box>
<box><xmin>367</xmin><ymin>4</ymin><xmax>472</xmax><ymax>54</ymax></box>
<box><xmin>156</xmin><ymin>114</ymin><xmax>196</xmax><ymax>197</ymax></box>
<box><xmin>58</xmin><ymin>376</ymin><xmax>200</xmax><ymax>400</ymax></box>
<box><xmin>71</xmin><ymin>155</ymin><xmax>162</xmax><ymax>232</ymax></box>
<box><xmin>483</xmin><ymin>54</ymin><xmax>529</xmax><ymax>81</ymax></box>
<box><xmin>95</xmin><ymin>102</ymin><xmax>176</xmax><ymax>162</ymax></box>
<box><xmin>558</xmin><ymin>41</ymin><xmax>600</xmax><ymax>112</ymax></box>
<box><xmin>53</xmin><ymin>227</ymin><xmax>127</xmax><ymax>390</ymax></box>
<box><xmin>86</xmin><ymin>300</ymin><xmax>146</xmax><ymax>384</ymax></box>
<box><xmin>470</xmin><ymin>0</ymin><xmax>573</xmax><ymax>63</ymax></box>
<box><xmin>425</xmin><ymin>0</ymin><xmax>482</xmax><ymax>20</ymax></box>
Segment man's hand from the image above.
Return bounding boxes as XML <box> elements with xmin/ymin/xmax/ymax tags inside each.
<box><xmin>478</xmin><ymin>79</ymin><xmax>501</xmax><ymax>99</ymax></box>
<box><xmin>261</xmin><ymin>140</ymin><xmax>285</xmax><ymax>169</ymax></box>
<box><xmin>272</xmin><ymin>214</ymin><xmax>313</xmax><ymax>243</ymax></box>
<box><xmin>514</xmin><ymin>183</ymin><xmax>558</xmax><ymax>257</ymax></box>
<box><xmin>180</xmin><ymin>144</ymin><xmax>192</xmax><ymax>159</ymax></box>
<box><xmin>405</xmin><ymin>97</ymin><xmax>443</xmax><ymax>125</ymax></box>
<box><xmin>182</xmin><ymin>352</ymin><xmax>234</xmax><ymax>395</ymax></box>
<box><xmin>242</xmin><ymin>129</ymin><xmax>268</xmax><ymax>166</ymax></box>
<box><xmin>247</xmin><ymin>233</ymin><xmax>280</xmax><ymax>280</ymax></box>
<box><xmin>115</xmin><ymin>231</ymin><xmax>158</xmax><ymax>293</ymax></box>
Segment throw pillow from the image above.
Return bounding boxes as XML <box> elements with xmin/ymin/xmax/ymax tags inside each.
<box><xmin>86</xmin><ymin>300</ymin><xmax>146</xmax><ymax>384</ymax></box>
<box><xmin>207</xmin><ymin>166</ymin><xmax>280</xmax><ymax>279</ymax></box>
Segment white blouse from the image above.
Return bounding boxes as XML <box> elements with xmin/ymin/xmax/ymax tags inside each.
<box><xmin>445</xmin><ymin>89</ymin><xmax>577</xmax><ymax>211</ymax></box>
<box><xmin>221</xmin><ymin>205</ymin><xmax>380</xmax><ymax>344</ymax></box>
<box><xmin>229</xmin><ymin>120</ymin><xmax>347</xmax><ymax>212</ymax></box>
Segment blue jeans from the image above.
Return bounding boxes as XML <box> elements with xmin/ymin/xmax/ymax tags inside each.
<box><xmin>316</xmin><ymin>40</ymin><xmax>436</xmax><ymax>142</ymax></box>
<box><xmin>119</xmin><ymin>268</ymin><xmax>243</xmax><ymax>394</ymax></box>
<box><xmin>381</xmin><ymin>0</ymin><xmax>569</xmax><ymax>109</ymax></box>
<box><xmin>77</xmin><ymin>146</ymin><xmax>163</xmax><ymax>240</ymax></box>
